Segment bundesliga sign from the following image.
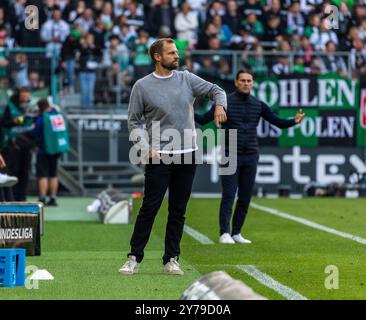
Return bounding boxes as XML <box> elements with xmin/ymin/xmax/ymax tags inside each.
<box><xmin>251</xmin><ymin>72</ymin><xmax>366</xmax><ymax>147</ymax></box>
<box><xmin>0</xmin><ymin>204</ymin><xmax>43</xmax><ymax>256</ymax></box>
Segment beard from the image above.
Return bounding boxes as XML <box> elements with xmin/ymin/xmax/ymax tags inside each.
<box><xmin>161</xmin><ymin>60</ymin><xmax>179</xmax><ymax>70</ymax></box>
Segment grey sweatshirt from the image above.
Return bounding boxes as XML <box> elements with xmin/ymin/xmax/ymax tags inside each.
<box><xmin>128</xmin><ymin>70</ymin><xmax>227</xmax><ymax>153</ymax></box>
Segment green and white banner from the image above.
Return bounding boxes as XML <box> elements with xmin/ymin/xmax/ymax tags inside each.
<box><xmin>252</xmin><ymin>73</ymin><xmax>366</xmax><ymax>147</ymax></box>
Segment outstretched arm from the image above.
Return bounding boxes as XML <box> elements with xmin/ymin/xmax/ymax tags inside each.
<box><xmin>261</xmin><ymin>102</ymin><xmax>304</xmax><ymax>129</ymax></box>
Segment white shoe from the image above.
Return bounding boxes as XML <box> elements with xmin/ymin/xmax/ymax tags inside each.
<box><xmin>219</xmin><ymin>233</ymin><xmax>235</xmax><ymax>244</ymax></box>
<box><xmin>0</xmin><ymin>173</ymin><xmax>18</xmax><ymax>187</ymax></box>
<box><xmin>163</xmin><ymin>257</ymin><xmax>184</xmax><ymax>275</ymax></box>
<box><xmin>232</xmin><ymin>234</ymin><xmax>252</xmax><ymax>244</ymax></box>
<box><xmin>118</xmin><ymin>255</ymin><xmax>139</xmax><ymax>274</ymax></box>
<box><xmin>87</xmin><ymin>199</ymin><xmax>101</xmax><ymax>213</ymax></box>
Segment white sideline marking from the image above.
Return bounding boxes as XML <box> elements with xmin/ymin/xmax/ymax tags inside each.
<box><xmin>184</xmin><ymin>225</ymin><xmax>214</xmax><ymax>244</ymax></box>
<box><xmin>236</xmin><ymin>265</ymin><xmax>308</xmax><ymax>300</ymax></box>
<box><xmin>251</xmin><ymin>202</ymin><xmax>366</xmax><ymax>246</ymax></box>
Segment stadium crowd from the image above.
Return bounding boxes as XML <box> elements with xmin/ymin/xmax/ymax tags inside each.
<box><xmin>0</xmin><ymin>0</ymin><xmax>366</xmax><ymax>108</ymax></box>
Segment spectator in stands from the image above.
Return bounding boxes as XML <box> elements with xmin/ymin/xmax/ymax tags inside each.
<box><xmin>304</xmin><ymin>13</ymin><xmax>321</xmax><ymax>39</ymax></box>
<box><xmin>112</xmin><ymin>15</ymin><xmax>137</xmax><ymax>49</ymax></box>
<box><xmin>41</xmin><ymin>6</ymin><xmax>70</xmax><ymax>57</ymax></box>
<box><xmin>42</xmin><ymin>0</ymin><xmax>57</xmax><ymax>21</ymax></box>
<box><xmin>310</xmin><ymin>18</ymin><xmax>339</xmax><ymax>51</ymax></box>
<box><xmin>299</xmin><ymin>0</ymin><xmax>321</xmax><ymax>17</ymax></box>
<box><xmin>198</xmin><ymin>36</ymin><xmax>231</xmax><ymax>80</ymax></box>
<box><xmin>262</xmin><ymin>15</ymin><xmax>284</xmax><ymax>48</ymax></box>
<box><xmin>68</xmin><ymin>0</ymin><xmax>86</xmax><ymax>23</ymax></box>
<box><xmin>358</xmin><ymin>18</ymin><xmax>366</xmax><ymax>41</ymax></box>
<box><xmin>310</xmin><ymin>57</ymin><xmax>322</xmax><ymax>75</ymax></box>
<box><xmin>211</xmin><ymin>15</ymin><xmax>233</xmax><ymax>47</ymax></box>
<box><xmin>148</xmin><ymin>0</ymin><xmax>176</xmax><ymax>38</ymax></box>
<box><xmin>287</xmin><ymin>1</ymin><xmax>305</xmax><ymax>36</ymax></box>
<box><xmin>206</xmin><ymin>0</ymin><xmax>226</xmax><ymax>23</ymax></box>
<box><xmin>174</xmin><ymin>2</ymin><xmax>199</xmax><ymax>47</ymax></box>
<box><xmin>123</xmin><ymin>0</ymin><xmax>145</xmax><ymax>31</ymax></box>
<box><xmin>340</xmin><ymin>26</ymin><xmax>359</xmax><ymax>51</ymax></box>
<box><xmin>28</xmin><ymin>71</ymin><xmax>46</xmax><ymax>92</ymax></box>
<box><xmin>298</xmin><ymin>35</ymin><xmax>314</xmax><ymax>67</ymax></box>
<box><xmin>242</xmin><ymin>42</ymin><xmax>267</xmax><ymax>76</ymax></box>
<box><xmin>263</xmin><ymin>0</ymin><xmax>285</xmax><ymax>25</ymax></box>
<box><xmin>11</xmin><ymin>52</ymin><xmax>29</xmax><ymax>88</ymax></box>
<box><xmin>279</xmin><ymin>0</ymin><xmax>292</xmax><ymax>11</ymax></box>
<box><xmin>92</xmin><ymin>0</ymin><xmax>104</xmax><ymax>17</ymax></box>
<box><xmin>231</xmin><ymin>27</ymin><xmax>257</xmax><ymax>50</ymax></box>
<box><xmin>100</xmin><ymin>1</ymin><xmax>114</xmax><ymax>32</ymax></box>
<box><xmin>223</xmin><ymin>0</ymin><xmax>242</xmax><ymax>36</ymax></box>
<box><xmin>186</xmin><ymin>0</ymin><xmax>208</xmax><ymax>26</ymax></box>
<box><xmin>350</xmin><ymin>37</ymin><xmax>366</xmax><ymax>78</ymax></box>
<box><xmin>320</xmin><ymin>41</ymin><xmax>348</xmax><ymax>77</ymax></box>
<box><xmin>102</xmin><ymin>34</ymin><xmax>131</xmax><ymax>102</ymax></box>
<box><xmin>351</xmin><ymin>4</ymin><xmax>366</xmax><ymax>28</ymax></box>
<box><xmin>131</xmin><ymin>29</ymin><xmax>154</xmax><ymax>83</ymax></box>
<box><xmin>113</xmin><ymin>0</ymin><xmax>126</xmax><ymax>18</ymax></box>
<box><xmin>90</xmin><ymin>17</ymin><xmax>107</xmax><ymax>50</ymax></box>
<box><xmin>60</xmin><ymin>27</ymin><xmax>82</xmax><ymax>93</ymax></box>
<box><xmin>240</xmin><ymin>0</ymin><xmax>262</xmax><ymax>20</ymax></box>
<box><xmin>8</xmin><ymin>0</ymin><xmax>26</xmax><ymax>44</ymax></box>
<box><xmin>181</xmin><ymin>51</ymin><xmax>201</xmax><ymax>73</ymax></box>
<box><xmin>240</xmin><ymin>13</ymin><xmax>264</xmax><ymax>39</ymax></box>
<box><xmin>75</xmin><ymin>7</ymin><xmax>95</xmax><ymax>33</ymax></box>
<box><xmin>292</xmin><ymin>56</ymin><xmax>307</xmax><ymax>73</ymax></box>
<box><xmin>79</xmin><ymin>32</ymin><xmax>102</xmax><ymax>109</ymax></box>
<box><xmin>338</xmin><ymin>2</ymin><xmax>353</xmax><ymax>37</ymax></box>
<box><xmin>0</xmin><ymin>25</ymin><xmax>14</xmax><ymax>49</ymax></box>
<box><xmin>196</xmin><ymin>22</ymin><xmax>219</xmax><ymax>49</ymax></box>
<box><xmin>272</xmin><ymin>55</ymin><xmax>291</xmax><ymax>75</ymax></box>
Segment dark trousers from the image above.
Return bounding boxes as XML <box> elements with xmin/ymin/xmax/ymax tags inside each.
<box><xmin>219</xmin><ymin>153</ymin><xmax>259</xmax><ymax>236</ymax></box>
<box><xmin>129</xmin><ymin>152</ymin><xmax>196</xmax><ymax>264</ymax></box>
<box><xmin>0</xmin><ymin>187</ymin><xmax>14</xmax><ymax>201</ymax></box>
<box><xmin>2</xmin><ymin>144</ymin><xmax>32</xmax><ymax>201</ymax></box>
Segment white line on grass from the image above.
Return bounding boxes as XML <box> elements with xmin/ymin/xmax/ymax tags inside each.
<box><xmin>251</xmin><ymin>202</ymin><xmax>366</xmax><ymax>245</ymax></box>
<box><xmin>236</xmin><ymin>265</ymin><xmax>308</xmax><ymax>300</ymax></box>
<box><xmin>183</xmin><ymin>225</ymin><xmax>214</xmax><ymax>244</ymax></box>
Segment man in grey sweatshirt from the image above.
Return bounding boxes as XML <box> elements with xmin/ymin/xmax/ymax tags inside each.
<box><xmin>119</xmin><ymin>38</ymin><xmax>227</xmax><ymax>275</ymax></box>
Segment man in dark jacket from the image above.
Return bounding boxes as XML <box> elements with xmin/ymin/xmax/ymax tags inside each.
<box><xmin>195</xmin><ymin>70</ymin><xmax>305</xmax><ymax>244</ymax></box>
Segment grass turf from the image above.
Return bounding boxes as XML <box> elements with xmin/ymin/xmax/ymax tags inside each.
<box><xmin>1</xmin><ymin>197</ymin><xmax>366</xmax><ymax>300</ymax></box>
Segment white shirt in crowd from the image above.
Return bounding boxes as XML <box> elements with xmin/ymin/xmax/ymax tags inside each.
<box><xmin>174</xmin><ymin>10</ymin><xmax>198</xmax><ymax>45</ymax></box>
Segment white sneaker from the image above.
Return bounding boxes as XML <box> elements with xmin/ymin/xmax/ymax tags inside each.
<box><xmin>163</xmin><ymin>257</ymin><xmax>184</xmax><ymax>275</ymax></box>
<box><xmin>87</xmin><ymin>199</ymin><xmax>101</xmax><ymax>213</ymax></box>
<box><xmin>232</xmin><ymin>234</ymin><xmax>252</xmax><ymax>244</ymax></box>
<box><xmin>118</xmin><ymin>255</ymin><xmax>139</xmax><ymax>275</ymax></box>
<box><xmin>219</xmin><ymin>233</ymin><xmax>235</xmax><ymax>244</ymax></box>
<box><xmin>0</xmin><ymin>173</ymin><xmax>18</xmax><ymax>187</ymax></box>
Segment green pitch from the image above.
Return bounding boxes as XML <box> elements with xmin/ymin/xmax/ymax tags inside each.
<box><xmin>1</xmin><ymin>197</ymin><xmax>366</xmax><ymax>300</ymax></box>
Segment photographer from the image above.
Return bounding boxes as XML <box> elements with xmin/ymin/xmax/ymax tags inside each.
<box><xmin>0</xmin><ymin>86</ymin><xmax>35</xmax><ymax>201</ymax></box>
